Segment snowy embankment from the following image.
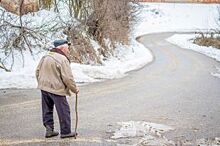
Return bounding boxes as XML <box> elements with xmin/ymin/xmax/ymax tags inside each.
<box><xmin>72</xmin><ymin>38</ymin><xmax>152</xmax><ymax>83</ymax></box>
<box><xmin>0</xmin><ymin>39</ymin><xmax>152</xmax><ymax>88</ymax></box>
<box><xmin>135</xmin><ymin>3</ymin><xmax>220</xmax><ymax>79</ymax></box>
<box><xmin>167</xmin><ymin>34</ymin><xmax>220</xmax><ymax>78</ymax></box>
<box><xmin>0</xmin><ymin>3</ymin><xmax>220</xmax><ymax>89</ymax></box>
<box><xmin>0</xmin><ymin>5</ymin><xmax>152</xmax><ymax>89</ymax></box>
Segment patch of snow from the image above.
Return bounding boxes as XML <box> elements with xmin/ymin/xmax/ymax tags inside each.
<box><xmin>110</xmin><ymin>121</ymin><xmax>175</xmax><ymax>146</ymax></box>
<box><xmin>110</xmin><ymin>121</ymin><xmax>220</xmax><ymax>146</ymax></box>
<box><xmin>211</xmin><ymin>66</ymin><xmax>220</xmax><ymax>78</ymax></box>
<box><xmin>196</xmin><ymin>137</ymin><xmax>220</xmax><ymax>146</ymax></box>
<box><xmin>112</xmin><ymin>121</ymin><xmax>173</xmax><ymax>139</ymax></box>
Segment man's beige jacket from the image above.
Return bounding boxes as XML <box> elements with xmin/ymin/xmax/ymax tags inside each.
<box><xmin>36</xmin><ymin>52</ymin><xmax>77</xmax><ymax>96</ymax></box>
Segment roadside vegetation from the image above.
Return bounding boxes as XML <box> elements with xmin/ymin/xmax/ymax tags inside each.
<box><xmin>194</xmin><ymin>32</ymin><xmax>220</xmax><ymax>49</ymax></box>
<box><xmin>193</xmin><ymin>6</ymin><xmax>220</xmax><ymax>49</ymax></box>
<box><xmin>0</xmin><ymin>0</ymin><xmax>139</xmax><ymax>71</ymax></box>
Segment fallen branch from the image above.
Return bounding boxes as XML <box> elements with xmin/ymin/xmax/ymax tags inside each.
<box><xmin>0</xmin><ymin>62</ymin><xmax>11</xmax><ymax>72</ymax></box>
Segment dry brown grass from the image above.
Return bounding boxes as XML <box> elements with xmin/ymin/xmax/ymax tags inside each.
<box><xmin>194</xmin><ymin>34</ymin><xmax>220</xmax><ymax>49</ymax></box>
<box><xmin>64</xmin><ymin>27</ymin><xmax>102</xmax><ymax>65</ymax></box>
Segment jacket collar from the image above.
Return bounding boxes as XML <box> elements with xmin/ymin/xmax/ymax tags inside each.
<box><xmin>50</xmin><ymin>48</ymin><xmax>70</xmax><ymax>63</ymax></box>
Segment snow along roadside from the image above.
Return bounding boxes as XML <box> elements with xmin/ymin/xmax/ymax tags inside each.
<box><xmin>0</xmin><ymin>38</ymin><xmax>153</xmax><ymax>89</ymax></box>
<box><xmin>71</xmin><ymin>38</ymin><xmax>153</xmax><ymax>84</ymax></box>
<box><xmin>1</xmin><ymin>2</ymin><xmax>219</xmax><ymax>89</ymax></box>
<box><xmin>0</xmin><ymin>4</ymin><xmax>153</xmax><ymax>89</ymax></box>
<box><xmin>166</xmin><ymin>34</ymin><xmax>220</xmax><ymax>79</ymax></box>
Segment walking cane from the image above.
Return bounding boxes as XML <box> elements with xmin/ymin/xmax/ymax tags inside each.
<box><xmin>74</xmin><ymin>93</ymin><xmax>78</xmax><ymax>139</ymax></box>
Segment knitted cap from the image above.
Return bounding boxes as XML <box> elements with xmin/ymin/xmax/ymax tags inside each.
<box><xmin>54</xmin><ymin>40</ymin><xmax>71</xmax><ymax>47</ymax></box>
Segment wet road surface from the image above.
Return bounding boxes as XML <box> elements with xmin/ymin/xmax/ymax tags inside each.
<box><xmin>0</xmin><ymin>32</ymin><xmax>220</xmax><ymax>145</ymax></box>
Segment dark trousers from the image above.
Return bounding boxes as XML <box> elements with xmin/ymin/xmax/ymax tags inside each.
<box><xmin>41</xmin><ymin>90</ymin><xmax>71</xmax><ymax>135</ymax></box>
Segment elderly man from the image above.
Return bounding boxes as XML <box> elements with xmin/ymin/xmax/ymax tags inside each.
<box><xmin>36</xmin><ymin>40</ymin><xmax>79</xmax><ymax>138</ymax></box>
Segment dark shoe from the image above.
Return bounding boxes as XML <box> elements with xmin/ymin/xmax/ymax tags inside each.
<box><xmin>45</xmin><ymin>125</ymin><xmax>59</xmax><ymax>138</ymax></box>
<box><xmin>60</xmin><ymin>132</ymin><xmax>77</xmax><ymax>139</ymax></box>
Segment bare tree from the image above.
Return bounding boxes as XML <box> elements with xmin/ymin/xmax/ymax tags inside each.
<box><xmin>0</xmin><ymin>1</ymin><xmax>66</xmax><ymax>71</ymax></box>
<box><xmin>86</xmin><ymin>0</ymin><xmax>137</xmax><ymax>57</ymax></box>
<box><xmin>68</xmin><ymin>0</ymin><xmax>90</xmax><ymax>20</ymax></box>
<box><xmin>0</xmin><ymin>0</ymin><xmax>140</xmax><ymax>70</ymax></box>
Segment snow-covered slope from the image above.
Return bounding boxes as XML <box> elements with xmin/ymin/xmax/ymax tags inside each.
<box><xmin>134</xmin><ymin>3</ymin><xmax>219</xmax><ymax>37</ymax></box>
<box><xmin>0</xmin><ymin>3</ymin><xmax>219</xmax><ymax>89</ymax></box>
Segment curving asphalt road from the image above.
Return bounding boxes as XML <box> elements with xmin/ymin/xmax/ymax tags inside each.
<box><xmin>0</xmin><ymin>32</ymin><xmax>220</xmax><ymax>145</ymax></box>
